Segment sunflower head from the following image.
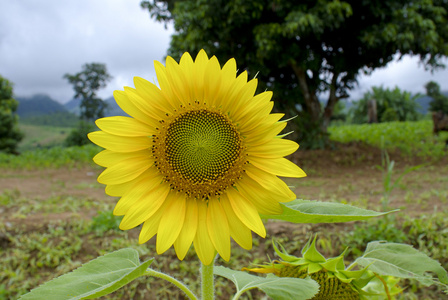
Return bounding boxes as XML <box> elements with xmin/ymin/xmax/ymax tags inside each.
<box><xmin>88</xmin><ymin>50</ymin><xmax>306</xmax><ymax>265</ymax></box>
<box><xmin>244</xmin><ymin>237</ymin><xmax>403</xmax><ymax>299</ymax></box>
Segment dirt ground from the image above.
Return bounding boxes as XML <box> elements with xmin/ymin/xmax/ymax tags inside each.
<box><xmin>1</xmin><ymin>142</ymin><xmax>447</xmax><ymax>228</ymax></box>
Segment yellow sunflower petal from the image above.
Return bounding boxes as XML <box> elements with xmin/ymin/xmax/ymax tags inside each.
<box><xmin>220</xmin><ymin>195</ymin><xmax>253</xmax><ymax>250</ymax></box>
<box><xmin>245</xmin><ymin>165</ymin><xmax>296</xmax><ymax>201</ymax></box>
<box><xmin>117</xmin><ymin>181</ymin><xmax>169</xmax><ymax>228</ymax></box>
<box><xmin>105</xmin><ymin>181</ymin><xmax>133</xmax><ymax>197</ymax></box>
<box><xmin>157</xmin><ymin>192</ymin><xmax>186</xmax><ymax>254</ymax></box>
<box><xmin>166</xmin><ymin>56</ymin><xmax>191</xmax><ymax>106</ymax></box>
<box><xmin>207</xmin><ymin>198</ymin><xmax>231</xmax><ymax>261</ymax></box>
<box><xmin>139</xmin><ymin>203</ymin><xmax>165</xmax><ymax>244</ymax></box>
<box><xmin>113</xmin><ymin>90</ymin><xmax>160</xmax><ymax>126</ymax></box>
<box><xmin>93</xmin><ymin>149</ymin><xmax>146</xmax><ymax>167</ymax></box>
<box><xmin>221</xmin><ymin>71</ymin><xmax>248</xmax><ymax>112</ymax></box>
<box><xmin>194</xmin><ymin>200</ymin><xmax>216</xmax><ymax>265</ymax></box>
<box><xmin>249</xmin><ymin>157</ymin><xmax>307</xmax><ymax>178</ymax></box>
<box><xmin>133</xmin><ymin>76</ymin><xmax>174</xmax><ymax>115</ymax></box>
<box><xmin>174</xmin><ymin>198</ymin><xmax>198</xmax><ymax>260</ymax></box>
<box><xmin>219</xmin><ymin>58</ymin><xmax>237</xmax><ymax>94</ymax></box>
<box><xmin>124</xmin><ymin>86</ymin><xmax>167</xmax><ymax>122</ymax></box>
<box><xmin>235</xmin><ymin>176</ymin><xmax>283</xmax><ymax>215</ymax></box>
<box><xmin>228</xmin><ymin>78</ymin><xmax>258</xmax><ymax>120</ymax></box>
<box><xmin>226</xmin><ymin>187</ymin><xmax>266</xmax><ymax>238</ymax></box>
<box><xmin>234</xmin><ymin>91</ymin><xmax>273</xmax><ymax>122</ymax></box>
<box><xmin>192</xmin><ymin>49</ymin><xmax>209</xmax><ymax>103</ymax></box>
<box><xmin>106</xmin><ymin>167</ymin><xmax>160</xmax><ymax>199</ymax></box>
<box><xmin>204</xmin><ymin>56</ymin><xmax>222</xmax><ymax>107</ymax></box>
<box><xmin>88</xmin><ymin>131</ymin><xmax>152</xmax><ymax>152</ymax></box>
<box><xmin>243</xmin><ymin>120</ymin><xmax>287</xmax><ymax>146</ymax></box>
<box><xmin>178</xmin><ymin>52</ymin><xmax>195</xmax><ymax>102</ymax></box>
<box><xmin>241</xmin><ymin>110</ymin><xmax>283</xmax><ymax>134</ymax></box>
<box><xmin>95</xmin><ymin>116</ymin><xmax>155</xmax><ymax>137</ymax></box>
<box><xmin>247</xmin><ymin>138</ymin><xmax>299</xmax><ymax>158</ymax></box>
<box><xmin>154</xmin><ymin>60</ymin><xmax>181</xmax><ymax>108</ymax></box>
<box><xmin>97</xmin><ymin>155</ymin><xmax>153</xmax><ymax>185</ymax></box>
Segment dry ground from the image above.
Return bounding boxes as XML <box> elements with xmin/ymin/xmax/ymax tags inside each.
<box><xmin>1</xmin><ymin>143</ymin><xmax>447</xmax><ymax>230</ymax></box>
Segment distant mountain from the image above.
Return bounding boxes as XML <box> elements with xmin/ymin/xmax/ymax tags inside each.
<box><xmin>16</xmin><ymin>94</ymin><xmax>67</xmax><ymax>117</ymax></box>
<box><xmin>64</xmin><ymin>96</ymin><xmax>128</xmax><ymax>117</ymax></box>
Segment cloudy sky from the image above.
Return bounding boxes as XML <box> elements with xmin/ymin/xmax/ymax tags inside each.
<box><xmin>1</xmin><ymin>0</ymin><xmax>447</xmax><ymax>104</ymax></box>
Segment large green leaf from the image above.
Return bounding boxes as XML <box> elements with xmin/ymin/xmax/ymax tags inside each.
<box><xmin>355</xmin><ymin>241</ymin><xmax>448</xmax><ymax>287</ymax></box>
<box><xmin>19</xmin><ymin>248</ymin><xmax>154</xmax><ymax>300</ymax></box>
<box><xmin>262</xmin><ymin>199</ymin><xmax>397</xmax><ymax>223</ymax></box>
<box><xmin>214</xmin><ymin>266</ymin><xmax>319</xmax><ymax>300</ymax></box>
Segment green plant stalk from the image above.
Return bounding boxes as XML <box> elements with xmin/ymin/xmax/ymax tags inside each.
<box><xmin>146</xmin><ymin>268</ymin><xmax>198</xmax><ymax>300</ymax></box>
<box><xmin>201</xmin><ymin>262</ymin><xmax>214</xmax><ymax>300</ymax></box>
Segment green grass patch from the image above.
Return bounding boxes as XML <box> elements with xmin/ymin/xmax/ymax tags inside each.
<box><xmin>18</xmin><ymin>124</ymin><xmax>74</xmax><ymax>151</ymax></box>
<box><xmin>329</xmin><ymin>120</ymin><xmax>448</xmax><ymax>159</ymax></box>
<box><xmin>1</xmin><ymin>193</ymin><xmax>446</xmax><ymax>299</ymax></box>
<box><xmin>0</xmin><ymin>145</ymin><xmax>100</xmax><ymax>169</ymax></box>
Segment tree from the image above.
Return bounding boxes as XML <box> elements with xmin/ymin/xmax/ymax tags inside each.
<box><xmin>0</xmin><ymin>75</ymin><xmax>24</xmax><ymax>153</ymax></box>
<box><xmin>64</xmin><ymin>63</ymin><xmax>112</xmax><ymax>121</ymax></box>
<box><xmin>141</xmin><ymin>0</ymin><xmax>448</xmax><ymax>147</ymax></box>
<box><xmin>348</xmin><ymin>86</ymin><xmax>421</xmax><ymax>124</ymax></box>
<box><xmin>425</xmin><ymin>81</ymin><xmax>448</xmax><ymax>114</ymax></box>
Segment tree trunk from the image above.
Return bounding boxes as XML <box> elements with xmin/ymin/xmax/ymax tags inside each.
<box><xmin>290</xmin><ymin>62</ymin><xmax>321</xmax><ymax>123</ymax></box>
<box><xmin>321</xmin><ymin>73</ymin><xmax>340</xmax><ymax>132</ymax></box>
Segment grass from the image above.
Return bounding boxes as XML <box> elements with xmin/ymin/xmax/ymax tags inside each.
<box><xmin>0</xmin><ymin>144</ymin><xmax>99</xmax><ymax>169</ymax></box>
<box><xmin>18</xmin><ymin>124</ymin><xmax>73</xmax><ymax>151</ymax></box>
<box><xmin>1</xmin><ymin>191</ymin><xmax>446</xmax><ymax>299</ymax></box>
<box><xmin>0</xmin><ymin>120</ymin><xmax>447</xmax><ymax>299</ymax></box>
<box><xmin>329</xmin><ymin>120</ymin><xmax>448</xmax><ymax>159</ymax></box>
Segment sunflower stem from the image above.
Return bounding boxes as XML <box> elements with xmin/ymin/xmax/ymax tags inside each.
<box><xmin>201</xmin><ymin>262</ymin><xmax>214</xmax><ymax>300</ymax></box>
<box><xmin>146</xmin><ymin>268</ymin><xmax>198</xmax><ymax>300</ymax></box>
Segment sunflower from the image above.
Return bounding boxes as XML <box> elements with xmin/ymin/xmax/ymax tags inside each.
<box><xmin>88</xmin><ymin>50</ymin><xmax>306</xmax><ymax>265</ymax></box>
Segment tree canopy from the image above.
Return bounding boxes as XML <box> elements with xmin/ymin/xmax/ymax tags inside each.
<box><xmin>348</xmin><ymin>86</ymin><xmax>421</xmax><ymax>124</ymax></box>
<box><xmin>141</xmin><ymin>0</ymin><xmax>448</xmax><ymax>147</ymax></box>
<box><xmin>425</xmin><ymin>81</ymin><xmax>448</xmax><ymax>114</ymax></box>
<box><xmin>0</xmin><ymin>75</ymin><xmax>24</xmax><ymax>153</ymax></box>
<box><xmin>64</xmin><ymin>63</ymin><xmax>112</xmax><ymax>121</ymax></box>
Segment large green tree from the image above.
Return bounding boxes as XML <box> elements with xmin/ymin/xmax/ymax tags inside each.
<box><xmin>425</xmin><ymin>81</ymin><xmax>448</xmax><ymax>114</ymax></box>
<box><xmin>0</xmin><ymin>75</ymin><xmax>24</xmax><ymax>153</ymax></box>
<box><xmin>64</xmin><ymin>63</ymin><xmax>112</xmax><ymax>121</ymax></box>
<box><xmin>141</xmin><ymin>0</ymin><xmax>448</xmax><ymax>146</ymax></box>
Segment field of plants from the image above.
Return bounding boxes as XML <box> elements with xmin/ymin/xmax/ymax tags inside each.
<box><xmin>1</xmin><ymin>121</ymin><xmax>447</xmax><ymax>299</ymax></box>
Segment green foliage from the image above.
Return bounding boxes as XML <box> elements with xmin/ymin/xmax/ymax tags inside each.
<box><xmin>17</xmin><ymin>124</ymin><xmax>72</xmax><ymax>151</ymax></box>
<box><xmin>328</xmin><ymin>120</ymin><xmax>448</xmax><ymax>159</ymax></box>
<box><xmin>215</xmin><ymin>266</ymin><xmax>319</xmax><ymax>300</ymax></box>
<box><xmin>355</xmin><ymin>241</ymin><xmax>448</xmax><ymax>287</ymax></box>
<box><xmin>90</xmin><ymin>210</ymin><xmax>122</xmax><ymax>235</ymax></box>
<box><xmin>142</xmin><ymin>0</ymin><xmax>448</xmax><ymax>146</ymax></box>
<box><xmin>0</xmin><ymin>144</ymin><xmax>99</xmax><ymax>169</ymax></box>
<box><xmin>64</xmin><ymin>63</ymin><xmax>112</xmax><ymax>121</ymax></box>
<box><xmin>261</xmin><ymin>199</ymin><xmax>396</xmax><ymax>223</ymax></box>
<box><xmin>0</xmin><ymin>75</ymin><xmax>24</xmax><ymax>153</ymax></box>
<box><xmin>425</xmin><ymin>81</ymin><xmax>448</xmax><ymax>114</ymax></box>
<box><xmin>19</xmin><ymin>249</ymin><xmax>154</xmax><ymax>300</ymax></box>
<box><xmin>349</xmin><ymin>86</ymin><xmax>422</xmax><ymax>124</ymax></box>
<box><xmin>21</xmin><ymin>111</ymin><xmax>79</xmax><ymax>128</ymax></box>
<box><xmin>64</xmin><ymin>121</ymin><xmax>96</xmax><ymax>147</ymax></box>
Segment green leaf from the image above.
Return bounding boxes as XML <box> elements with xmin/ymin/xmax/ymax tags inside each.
<box><xmin>214</xmin><ymin>266</ymin><xmax>319</xmax><ymax>300</ymax></box>
<box><xmin>19</xmin><ymin>248</ymin><xmax>154</xmax><ymax>300</ymax></box>
<box><xmin>355</xmin><ymin>241</ymin><xmax>448</xmax><ymax>286</ymax></box>
<box><xmin>262</xmin><ymin>199</ymin><xmax>397</xmax><ymax>223</ymax></box>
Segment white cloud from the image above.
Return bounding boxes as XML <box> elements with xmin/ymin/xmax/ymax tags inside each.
<box><xmin>0</xmin><ymin>0</ymin><xmax>447</xmax><ymax>104</ymax></box>
<box><xmin>0</xmin><ymin>0</ymin><xmax>172</xmax><ymax>102</ymax></box>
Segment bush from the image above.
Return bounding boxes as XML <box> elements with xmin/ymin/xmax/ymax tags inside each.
<box><xmin>348</xmin><ymin>86</ymin><xmax>422</xmax><ymax>124</ymax></box>
<box><xmin>64</xmin><ymin>121</ymin><xmax>95</xmax><ymax>147</ymax></box>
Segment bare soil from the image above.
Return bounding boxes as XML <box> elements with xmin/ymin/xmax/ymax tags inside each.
<box><xmin>1</xmin><ymin>143</ymin><xmax>447</xmax><ymax>229</ymax></box>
